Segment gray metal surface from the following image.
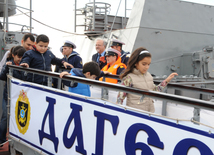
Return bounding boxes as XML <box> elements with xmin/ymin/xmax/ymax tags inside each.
<box><xmin>0</xmin><ymin>0</ymin><xmax>16</xmax><ymax>17</ymax></box>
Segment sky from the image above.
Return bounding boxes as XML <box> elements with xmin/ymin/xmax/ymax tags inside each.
<box><xmin>2</xmin><ymin>0</ymin><xmax>214</xmax><ymax>58</ymax></box>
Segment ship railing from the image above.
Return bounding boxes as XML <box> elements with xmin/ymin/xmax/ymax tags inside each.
<box><xmin>101</xmin><ymin>73</ymin><xmax>214</xmax><ymax>121</ymax></box>
<box><xmin>7</xmin><ymin>65</ymin><xmax>214</xmax><ymax>124</ymax></box>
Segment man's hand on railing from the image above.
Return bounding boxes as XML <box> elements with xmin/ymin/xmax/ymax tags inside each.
<box><xmin>20</xmin><ymin>63</ymin><xmax>29</xmax><ymax>68</ymax></box>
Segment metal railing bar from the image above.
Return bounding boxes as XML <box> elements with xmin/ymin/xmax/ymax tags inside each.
<box><xmin>102</xmin><ymin>74</ymin><xmax>214</xmax><ymax>95</ymax></box>
<box><xmin>8</xmin><ymin>65</ymin><xmax>214</xmax><ymax>111</ymax></box>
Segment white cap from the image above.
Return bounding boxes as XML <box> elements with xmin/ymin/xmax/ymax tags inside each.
<box><xmin>62</xmin><ymin>40</ymin><xmax>76</xmax><ymax>49</ymax></box>
<box><xmin>105</xmin><ymin>48</ymin><xmax>121</xmax><ymax>57</ymax></box>
<box><xmin>110</xmin><ymin>39</ymin><xmax>125</xmax><ymax>46</ymax></box>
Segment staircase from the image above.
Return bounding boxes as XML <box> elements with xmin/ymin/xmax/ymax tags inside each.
<box><xmin>75</xmin><ymin>2</ymin><xmax>128</xmax><ymax>36</ymax></box>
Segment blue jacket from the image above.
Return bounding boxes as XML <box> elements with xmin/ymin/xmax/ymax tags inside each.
<box><xmin>121</xmin><ymin>50</ymin><xmax>130</xmax><ymax>66</ymax></box>
<box><xmin>63</xmin><ymin>68</ymin><xmax>90</xmax><ymax>97</ymax></box>
<box><xmin>0</xmin><ymin>60</ymin><xmax>22</xmax><ymax>101</ymax></box>
<box><xmin>63</xmin><ymin>51</ymin><xmax>83</xmax><ymax>69</ymax></box>
<box><xmin>20</xmin><ymin>46</ymin><xmax>63</xmax><ymax>85</ymax></box>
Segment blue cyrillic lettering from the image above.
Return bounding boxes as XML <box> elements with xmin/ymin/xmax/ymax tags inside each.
<box><xmin>173</xmin><ymin>138</ymin><xmax>213</xmax><ymax>155</ymax></box>
<box><xmin>125</xmin><ymin>123</ymin><xmax>164</xmax><ymax>155</ymax></box>
<box><xmin>63</xmin><ymin>103</ymin><xmax>86</xmax><ymax>155</ymax></box>
<box><xmin>38</xmin><ymin>97</ymin><xmax>59</xmax><ymax>153</ymax></box>
<box><xmin>92</xmin><ymin>111</ymin><xmax>119</xmax><ymax>155</ymax></box>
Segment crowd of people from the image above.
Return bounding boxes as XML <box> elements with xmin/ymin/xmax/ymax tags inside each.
<box><xmin>0</xmin><ymin>33</ymin><xmax>178</xmax><ymax>146</ymax></box>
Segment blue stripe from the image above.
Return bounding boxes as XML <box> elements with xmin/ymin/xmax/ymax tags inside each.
<box><xmin>9</xmin><ymin>132</ymin><xmax>54</xmax><ymax>155</ymax></box>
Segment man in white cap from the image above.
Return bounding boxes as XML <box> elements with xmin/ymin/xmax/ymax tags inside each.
<box><xmin>92</xmin><ymin>38</ymin><xmax>107</xmax><ymax>69</ymax></box>
<box><xmin>110</xmin><ymin>39</ymin><xmax>129</xmax><ymax>65</ymax></box>
<box><xmin>53</xmin><ymin>41</ymin><xmax>83</xmax><ymax>88</ymax></box>
<box><xmin>99</xmin><ymin>48</ymin><xmax>127</xmax><ymax>84</ymax></box>
<box><xmin>62</xmin><ymin>40</ymin><xmax>83</xmax><ymax>68</ymax></box>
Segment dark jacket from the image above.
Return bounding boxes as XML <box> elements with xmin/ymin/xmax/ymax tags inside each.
<box><xmin>92</xmin><ymin>53</ymin><xmax>107</xmax><ymax>70</ymax></box>
<box><xmin>121</xmin><ymin>50</ymin><xmax>130</xmax><ymax>66</ymax></box>
<box><xmin>0</xmin><ymin>60</ymin><xmax>22</xmax><ymax>101</ymax></box>
<box><xmin>63</xmin><ymin>51</ymin><xmax>83</xmax><ymax>69</ymax></box>
<box><xmin>20</xmin><ymin>46</ymin><xmax>63</xmax><ymax>85</ymax></box>
<box><xmin>53</xmin><ymin>51</ymin><xmax>82</xmax><ymax>88</ymax></box>
<box><xmin>63</xmin><ymin>68</ymin><xmax>90</xmax><ymax>97</ymax></box>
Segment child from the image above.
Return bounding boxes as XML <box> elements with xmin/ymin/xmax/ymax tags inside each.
<box><xmin>20</xmin><ymin>34</ymin><xmax>73</xmax><ymax>85</ymax></box>
<box><xmin>117</xmin><ymin>47</ymin><xmax>178</xmax><ymax>113</ymax></box>
<box><xmin>60</xmin><ymin>61</ymin><xmax>100</xmax><ymax>97</ymax></box>
<box><xmin>0</xmin><ymin>46</ymin><xmax>26</xmax><ymax>146</ymax></box>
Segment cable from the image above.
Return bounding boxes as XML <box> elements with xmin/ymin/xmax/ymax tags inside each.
<box><xmin>16</xmin><ymin>8</ymin><xmax>85</xmax><ymax>36</ymax></box>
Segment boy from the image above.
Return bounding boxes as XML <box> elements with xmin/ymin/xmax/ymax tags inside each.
<box><xmin>20</xmin><ymin>34</ymin><xmax>73</xmax><ymax>85</ymax></box>
<box><xmin>60</xmin><ymin>61</ymin><xmax>100</xmax><ymax>97</ymax></box>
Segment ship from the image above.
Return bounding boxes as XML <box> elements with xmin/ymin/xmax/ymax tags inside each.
<box><xmin>0</xmin><ymin>0</ymin><xmax>214</xmax><ymax>154</ymax></box>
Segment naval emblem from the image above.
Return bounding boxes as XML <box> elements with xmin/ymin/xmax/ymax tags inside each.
<box><xmin>15</xmin><ymin>90</ymin><xmax>31</xmax><ymax>134</ymax></box>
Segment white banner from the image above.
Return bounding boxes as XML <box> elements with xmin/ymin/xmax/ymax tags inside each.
<box><xmin>9</xmin><ymin>78</ymin><xmax>214</xmax><ymax>155</ymax></box>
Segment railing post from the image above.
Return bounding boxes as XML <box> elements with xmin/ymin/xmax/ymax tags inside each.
<box><xmin>193</xmin><ymin>84</ymin><xmax>206</xmax><ymax>124</ymax></box>
<box><xmin>30</xmin><ymin>0</ymin><xmax>32</xmax><ymax>33</ymax></box>
<box><xmin>57</xmin><ymin>78</ymin><xmax>62</xmax><ymax>89</ymax></box>
<box><xmin>47</xmin><ymin>77</ymin><xmax>52</xmax><ymax>87</ymax></box>
<box><xmin>161</xmin><ymin>88</ymin><xmax>167</xmax><ymax>116</ymax></box>
<box><xmin>9</xmin><ymin>68</ymin><xmax>13</xmax><ymax>76</ymax></box>
<box><xmin>4</xmin><ymin>0</ymin><xmax>9</xmax><ymax>31</ymax></box>
<box><xmin>92</xmin><ymin>0</ymin><xmax>95</xmax><ymax>30</ymax></box>
<box><xmin>101</xmin><ymin>76</ymin><xmax>109</xmax><ymax>100</ymax></box>
<box><xmin>193</xmin><ymin>107</ymin><xmax>200</xmax><ymax>124</ymax></box>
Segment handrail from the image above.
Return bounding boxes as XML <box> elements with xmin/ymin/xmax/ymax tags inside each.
<box><xmin>101</xmin><ymin>73</ymin><xmax>214</xmax><ymax>95</ymax></box>
<box><xmin>8</xmin><ymin>65</ymin><xmax>214</xmax><ymax>111</ymax></box>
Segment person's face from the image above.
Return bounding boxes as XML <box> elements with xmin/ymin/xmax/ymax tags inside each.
<box><xmin>85</xmin><ymin>72</ymin><xmax>97</xmax><ymax>80</ymax></box>
<box><xmin>12</xmin><ymin>54</ymin><xmax>22</xmax><ymax>64</ymax></box>
<box><xmin>111</xmin><ymin>45</ymin><xmax>121</xmax><ymax>52</ymax></box>
<box><xmin>135</xmin><ymin>57</ymin><xmax>151</xmax><ymax>74</ymax></box>
<box><xmin>35</xmin><ymin>41</ymin><xmax>49</xmax><ymax>54</ymax></box>
<box><xmin>95</xmin><ymin>40</ymin><xmax>105</xmax><ymax>54</ymax></box>
<box><xmin>21</xmin><ymin>37</ymin><xmax>34</xmax><ymax>51</ymax></box>
<box><xmin>106</xmin><ymin>55</ymin><xmax>117</xmax><ymax>66</ymax></box>
<box><xmin>63</xmin><ymin>46</ymin><xmax>73</xmax><ymax>57</ymax></box>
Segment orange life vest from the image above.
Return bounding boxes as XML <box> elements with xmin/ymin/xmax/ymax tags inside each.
<box><xmin>99</xmin><ymin>57</ymin><xmax>127</xmax><ymax>83</ymax></box>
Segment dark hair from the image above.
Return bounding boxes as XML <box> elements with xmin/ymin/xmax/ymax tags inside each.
<box><xmin>83</xmin><ymin>61</ymin><xmax>100</xmax><ymax>77</ymax></box>
<box><xmin>8</xmin><ymin>46</ymin><xmax>26</xmax><ymax>60</ymax></box>
<box><xmin>36</xmin><ymin>34</ymin><xmax>49</xmax><ymax>43</ymax></box>
<box><xmin>22</xmin><ymin>33</ymin><xmax>35</xmax><ymax>42</ymax></box>
<box><xmin>120</xmin><ymin>47</ymin><xmax>151</xmax><ymax>79</ymax></box>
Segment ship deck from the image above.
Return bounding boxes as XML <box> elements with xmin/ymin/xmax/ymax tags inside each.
<box><xmin>0</xmin><ymin>142</ymin><xmax>9</xmax><ymax>155</ymax></box>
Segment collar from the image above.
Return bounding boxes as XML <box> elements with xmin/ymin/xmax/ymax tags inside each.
<box><xmin>100</xmin><ymin>50</ymin><xmax>106</xmax><ymax>57</ymax></box>
<box><xmin>67</xmin><ymin>51</ymin><xmax>78</xmax><ymax>59</ymax></box>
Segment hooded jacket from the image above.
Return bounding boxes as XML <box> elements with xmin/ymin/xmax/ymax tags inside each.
<box><xmin>63</xmin><ymin>68</ymin><xmax>90</xmax><ymax>97</ymax></box>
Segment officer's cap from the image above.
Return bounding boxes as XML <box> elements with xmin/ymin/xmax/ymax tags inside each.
<box><xmin>62</xmin><ymin>40</ymin><xmax>76</xmax><ymax>49</ymax></box>
<box><xmin>110</xmin><ymin>39</ymin><xmax>125</xmax><ymax>47</ymax></box>
<box><xmin>60</xmin><ymin>46</ymin><xmax>63</xmax><ymax>52</ymax></box>
<box><xmin>105</xmin><ymin>48</ymin><xmax>121</xmax><ymax>57</ymax></box>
